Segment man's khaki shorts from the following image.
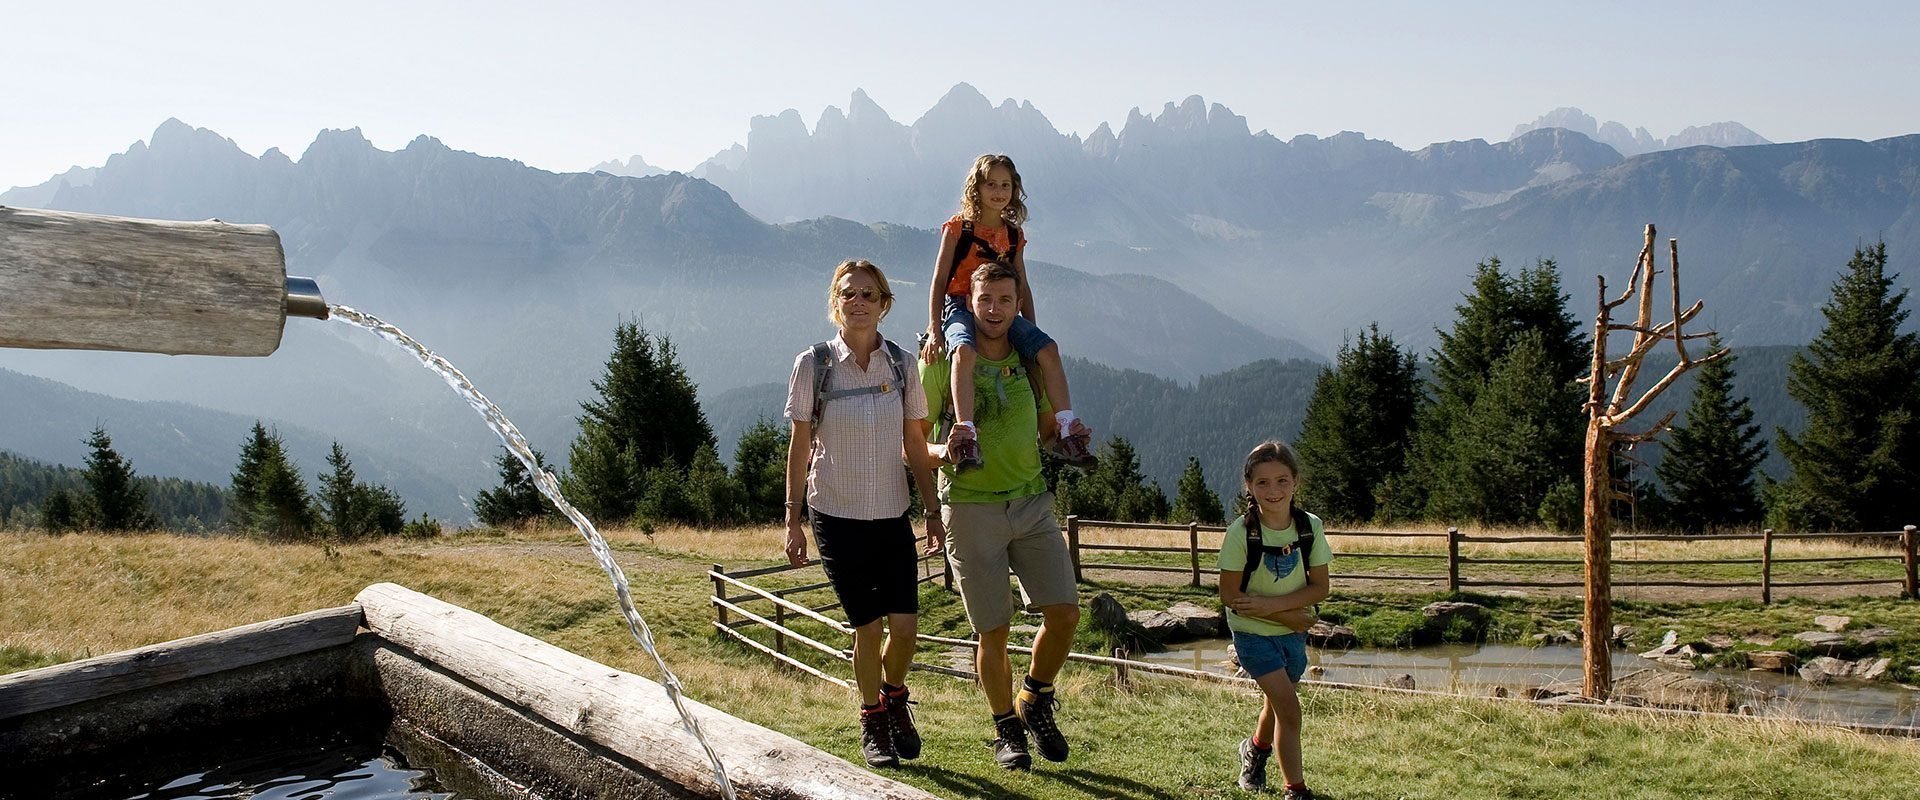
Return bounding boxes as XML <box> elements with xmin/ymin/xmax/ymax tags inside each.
<box><xmin>942</xmin><ymin>492</ymin><xmax>1078</xmax><ymax>632</ymax></box>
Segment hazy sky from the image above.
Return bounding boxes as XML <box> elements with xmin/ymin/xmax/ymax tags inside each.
<box><xmin>5</xmin><ymin>1</ymin><xmax>1917</xmax><ymax>191</ymax></box>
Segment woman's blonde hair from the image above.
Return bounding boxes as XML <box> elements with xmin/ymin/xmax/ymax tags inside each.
<box><xmin>827</xmin><ymin>259</ymin><xmax>895</xmax><ymax>328</ymax></box>
<box><xmin>959</xmin><ymin>154</ymin><xmax>1028</xmax><ymax>226</ymax></box>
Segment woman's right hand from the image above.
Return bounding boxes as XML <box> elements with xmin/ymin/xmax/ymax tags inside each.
<box><xmin>783</xmin><ymin>519</ymin><xmax>809</xmax><ymax>567</ymax></box>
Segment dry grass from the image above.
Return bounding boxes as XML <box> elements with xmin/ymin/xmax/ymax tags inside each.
<box><xmin>7</xmin><ymin>528</ymin><xmax>1920</xmax><ymax>799</ymax></box>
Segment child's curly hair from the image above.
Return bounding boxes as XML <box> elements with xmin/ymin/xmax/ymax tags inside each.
<box><xmin>959</xmin><ymin>154</ymin><xmax>1028</xmax><ymax>226</ymax></box>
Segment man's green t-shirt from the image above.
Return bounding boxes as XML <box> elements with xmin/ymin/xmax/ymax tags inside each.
<box><xmin>1216</xmin><ymin>510</ymin><xmax>1333</xmax><ymax>636</ymax></box>
<box><xmin>921</xmin><ymin>349</ymin><xmax>1049</xmax><ymax>504</ymax></box>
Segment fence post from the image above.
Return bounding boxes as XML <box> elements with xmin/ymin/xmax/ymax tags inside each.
<box><xmin>712</xmin><ymin>563</ymin><xmax>728</xmax><ymax>627</ymax></box>
<box><xmin>1189</xmin><ymin>522</ymin><xmax>1202</xmax><ymax>588</ymax></box>
<box><xmin>1902</xmin><ymin>525</ymin><xmax>1917</xmax><ymax>600</ymax></box>
<box><xmin>1067</xmin><ymin>515</ymin><xmax>1082</xmax><ymax>583</ymax></box>
<box><xmin>1446</xmin><ymin>527</ymin><xmax>1461</xmax><ymax>594</ymax></box>
<box><xmin>1760</xmin><ymin>529</ymin><xmax>1774</xmax><ymax>605</ymax></box>
<box><xmin>774</xmin><ymin>604</ymin><xmax>788</xmax><ymax>655</ymax></box>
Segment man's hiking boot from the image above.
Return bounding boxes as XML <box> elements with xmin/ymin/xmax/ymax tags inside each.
<box><xmin>1283</xmin><ymin>787</ymin><xmax>1316</xmax><ymax>800</ymax></box>
<box><xmin>883</xmin><ymin>688</ymin><xmax>922</xmax><ymax>760</ymax></box>
<box><xmin>859</xmin><ymin>709</ymin><xmax>898</xmax><ymax>768</ymax></box>
<box><xmin>1015</xmin><ymin>687</ymin><xmax>1069</xmax><ymax>763</ymax></box>
<box><xmin>1046</xmin><ymin>431</ymin><xmax>1098</xmax><ymax>471</ymax></box>
<box><xmin>990</xmin><ymin>714</ymin><xmax>1031</xmax><ymax>770</ymax></box>
<box><xmin>1237</xmin><ymin>738</ymin><xmax>1271</xmax><ymax>790</ymax></box>
<box><xmin>947</xmin><ymin>426</ymin><xmax>984</xmax><ymax>472</ymax></box>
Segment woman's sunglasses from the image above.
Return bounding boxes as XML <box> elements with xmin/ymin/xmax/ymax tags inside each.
<box><xmin>838</xmin><ymin>287</ymin><xmax>886</xmax><ymax>302</ymax></box>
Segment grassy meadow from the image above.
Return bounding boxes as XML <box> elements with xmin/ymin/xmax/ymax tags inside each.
<box><xmin>4</xmin><ymin>525</ymin><xmax>1918</xmax><ymax>800</ymax></box>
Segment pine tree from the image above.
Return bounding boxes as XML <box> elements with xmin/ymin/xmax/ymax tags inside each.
<box><xmin>564</xmin><ymin>323</ymin><xmax>715</xmax><ymax>523</ymax></box>
<box><xmin>1394</xmin><ymin>259</ymin><xmax>1586</xmax><ymax>522</ymax></box>
<box><xmin>731</xmin><ymin>419</ymin><xmax>791</xmax><ymax>523</ymax></box>
<box><xmin>683</xmin><ymin>444</ymin><xmax>746</xmax><ymax>527</ymax></box>
<box><xmin>231</xmin><ymin>423</ymin><xmax>315</xmax><ymax>538</ymax></box>
<box><xmin>1296</xmin><ymin>324</ymin><xmax>1422</xmax><ymax>522</ymax></box>
<box><xmin>43</xmin><ymin>489</ymin><xmax>80</xmax><ymax>532</ymax></box>
<box><xmin>1770</xmin><ymin>244</ymin><xmax>1920</xmax><ymax>531</ymax></box>
<box><xmin>1656</xmin><ymin>336</ymin><xmax>1767</xmax><ymax>531</ymax></box>
<box><xmin>474</xmin><ymin>448</ymin><xmax>556</xmax><ymax>527</ymax></box>
<box><xmin>1425</xmin><ymin>332</ymin><xmax>1567</xmax><ymax>524</ymax></box>
<box><xmin>81</xmin><ymin>427</ymin><xmax>155</xmax><ymax>531</ymax></box>
<box><xmin>1172</xmin><ymin>457</ymin><xmax>1224</xmax><ymax>524</ymax></box>
<box><xmin>317</xmin><ymin>442</ymin><xmax>362</xmax><ymax>539</ymax></box>
<box><xmin>1065</xmin><ymin>438</ymin><xmax>1168</xmax><ymax>523</ymax></box>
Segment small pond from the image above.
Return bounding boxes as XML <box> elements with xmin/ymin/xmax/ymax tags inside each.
<box><xmin>1140</xmin><ymin>640</ymin><xmax>1920</xmax><ymax>728</ymax></box>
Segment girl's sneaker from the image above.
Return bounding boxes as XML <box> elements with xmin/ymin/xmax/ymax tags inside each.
<box><xmin>1046</xmin><ymin>432</ymin><xmax>1098</xmax><ymax>470</ymax></box>
<box><xmin>946</xmin><ymin>426</ymin><xmax>984</xmax><ymax>472</ymax></box>
<box><xmin>1283</xmin><ymin>786</ymin><xmax>1316</xmax><ymax>800</ymax></box>
<box><xmin>1237</xmin><ymin>738</ymin><xmax>1270</xmax><ymax>790</ymax></box>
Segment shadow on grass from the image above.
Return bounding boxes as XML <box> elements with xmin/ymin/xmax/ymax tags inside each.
<box><xmin>1042</xmin><ymin>768</ymin><xmax>1186</xmax><ymax>799</ymax></box>
<box><xmin>901</xmin><ymin>762</ymin><xmax>1045</xmax><ymax>800</ymax></box>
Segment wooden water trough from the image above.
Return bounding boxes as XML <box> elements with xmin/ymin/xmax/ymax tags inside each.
<box><xmin>0</xmin><ymin>583</ymin><xmax>938</xmax><ymax>799</ymax></box>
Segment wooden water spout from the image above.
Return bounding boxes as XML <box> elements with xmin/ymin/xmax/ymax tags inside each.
<box><xmin>0</xmin><ymin>205</ymin><xmax>325</xmax><ymax>356</ymax></box>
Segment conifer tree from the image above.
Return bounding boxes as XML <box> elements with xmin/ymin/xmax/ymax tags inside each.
<box><xmin>318</xmin><ymin>442</ymin><xmax>362</xmax><ymax>538</ymax></box>
<box><xmin>230</xmin><ymin>423</ymin><xmax>314</xmax><ymax>538</ymax></box>
<box><xmin>564</xmin><ymin>323</ymin><xmax>715</xmax><ymax>523</ymax></box>
<box><xmin>683</xmin><ymin>444</ymin><xmax>746</xmax><ymax>527</ymax></box>
<box><xmin>1172</xmin><ymin>456</ymin><xmax>1225</xmax><ymax>524</ymax></box>
<box><xmin>1770</xmin><ymin>244</ymin><xmax>1920</xmax><ymax>531</ymax></box>
<box><xmin>731</xmin><ymin>419</ymin><xmax>790</xmax><ymax>523</ymax></box>
<box><xmin>81</xmin><ymin>427</ymin><xmax>155</xmax><ymax>531</ymax></box>
<box><xmin>474</xmin><ymin>448</ymin><xmax>555</xmax><ymax>527</ymax></box>
<box><xmin>1394</xmin><ymin>259</ymin><xmax>1586</xmax><ymax>522</ymax></box>
<box><xmin>1296</xmin><ymin>324</ymin><xmax>1422</xmax><ymax>522</ymax></box>
<box><xmin>1656</xmin><ymin>336</ymin><xmax>1767</xmax><ymax>531</ymax></box>
<box><xmin>43</xmin><ymin>489</ymin><xmax>80</xmax><ymax>532</ymax></box>
<box><xmin>1425</xmin><ymin>332</ymin><xmax>1566</xmax><ymax>524</ymax></box>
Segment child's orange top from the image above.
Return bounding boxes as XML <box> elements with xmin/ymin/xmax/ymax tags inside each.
<box><xmin>940</xmin><ymin>215</ymin><xmax>1023</xmax><ymax>298</ymax></box>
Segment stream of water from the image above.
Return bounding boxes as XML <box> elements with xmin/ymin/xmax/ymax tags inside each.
<box><xmin>329</xmin><ymin>306</ymin><xmax>735</xmax><ymax>800</ymax></box>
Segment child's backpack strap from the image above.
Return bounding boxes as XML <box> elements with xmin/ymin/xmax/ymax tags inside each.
<box><xmin>939</xmin><ymin>220</ymin><xmax>978</xmax><ymax>296</ymax></box>
<box><xmin>1006</xmin><ymin>223</ymin><xmax>1022</xmax><ymax>258</ymax></box>
<box><xmin>1237</xmin><ymin>504</ymin><xmax>1319</xmax><ymax>593</ymax></box>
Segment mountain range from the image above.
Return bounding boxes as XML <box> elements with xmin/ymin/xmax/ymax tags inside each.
<box><xmin>3</xmin><ymin>87</ymin><xmax>1910</xmax><ymax>521</ymax></box>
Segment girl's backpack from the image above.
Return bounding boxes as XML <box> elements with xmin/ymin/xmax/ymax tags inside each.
<box><xmin>1237</xmin><ymin>502</ymin><xmax>1320</xmax><ymax>592</ymax></box>
<box><xmin>938</xmin><ymin>219</ymin><xmax>1023</xmax><ymax>294</ymax></box>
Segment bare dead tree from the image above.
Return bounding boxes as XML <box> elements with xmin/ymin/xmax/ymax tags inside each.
<box><xmin>1581</xmin><ymin>224</ymin><xmax>1728</xmax><ymax>699</ymax></box>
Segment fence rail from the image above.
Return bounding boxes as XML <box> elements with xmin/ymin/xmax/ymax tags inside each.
<box><xmin>1064</xmin><ymin>517</ymin><xmax>1920</xmax><ymax>603</ymax></box>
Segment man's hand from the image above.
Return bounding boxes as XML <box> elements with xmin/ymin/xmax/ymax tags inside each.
<box><xmin>783</xmin><ymin>519</ymin><xmax>809</xmax><ymax>567</ymax></box>
<box><xmin>920</xmin><ymin>330</ymin><xmax>946</xmax><ymax>364</ymax></box>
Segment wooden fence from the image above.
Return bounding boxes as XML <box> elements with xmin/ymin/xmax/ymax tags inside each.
<box><xmin>1065</xmin><ymin>517</ymin><xmax>1920</xmax><ymax>603</ymax></box>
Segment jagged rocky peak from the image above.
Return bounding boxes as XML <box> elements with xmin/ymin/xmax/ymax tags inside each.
<box><xmin>591</xmin><ymin>154</ymin><xmax>665</xmax><ymax>177</ymax></box>
<box><xmin>1666</xmin><ymin>121</ymin><xmax>1770</xmax><ymax>149</ymax></box>
<box><xmin>929</xmin><ymin>82</ymin><xmax>992</xmax><ymax>114</ymax></box>
<box><xmin>845</xmin><ymin>88</ymin><xmax>895</xmax><ymax>125</ymax></box>
<box><xmin>300</xmin><ymin>126</ymin><xmax>377</xmax><ymax>163</ymax></box>
<box><xmin>747</xmin><ymin>108</ymin><xmax>810</xmax><ymax>149</ymax></box>
<box><xmin>145</xmin><ymin>118</ymin><xmax>253</xmax><ymax>160</ymax></box>
<box><xmin>1510</xmin><ymin>107</ymin><xmax>1769</xmax><ymax>156</ymax></box>
<box><xmin>1084</xmin><ymin>121</ymin><xmax>1118</xmax><ymax>158</ymax></box>
<box><xmin>1512</xmin><ymin>107</ymin><xmax>1601</xmax><ymax>140</ymax></box>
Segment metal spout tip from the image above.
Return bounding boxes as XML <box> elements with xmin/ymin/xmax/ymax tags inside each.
<box><xmin>285</xmin><ymin>276</ymin><xmax>329</xmax><ymax>320</ymax></box>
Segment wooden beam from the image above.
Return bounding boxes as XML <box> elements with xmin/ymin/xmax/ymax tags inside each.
<box><xmin>355</xmin><ymin>582</ymin><xmax>937</xmax><ymax>800</ymax></box>
<box><xmin>0</xmin><ymin>206</ymin><xmax>290</xmax><ymax>356</ymax></box>
<box><xmin>0</xmin><ymin>604</ymin><xmax>362</xmax><ymax>720</ymax></box>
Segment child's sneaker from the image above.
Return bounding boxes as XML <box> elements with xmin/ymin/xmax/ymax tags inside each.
<box><xmin>1046</xmin><ymin>432</ymin><xmax>1098</xmax><ymax>471</ymax></box>
<box><xmin>947</xmin><ymin>426</ymin><xmax>984</xmax><ymax>472</ymax></box>
<box><xmin>1237</xmin><ymin>737</ymin><xmax>1270</xmax><ymax>790</ymax></box>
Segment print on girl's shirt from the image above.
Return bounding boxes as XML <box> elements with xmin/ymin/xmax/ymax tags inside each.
<box><xmin>1262</xmin><ymin>546</ymin><xmax>1300</xmax><ymax>580</ymax></box>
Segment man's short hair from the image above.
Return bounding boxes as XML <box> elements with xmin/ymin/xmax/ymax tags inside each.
<box><xmin>970</xmin><ymin>260</ymin><xmax>1020</xmax><ymax>290</ymax></box>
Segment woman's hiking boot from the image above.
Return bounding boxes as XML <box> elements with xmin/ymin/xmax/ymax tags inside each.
<box><xmin>883</xmin><ymin>688</ymin><xmax>922</xmax><ymax>760</ymax></box>
<box><xmin>990</xmin><ymin>714</ymin><xmax>1032</xmax><ymax>770</ymax></box>
<box><xmin>1237</xmin><ymin>738</ymin><xmax>1271</xmax><ymax>790</ymax></box>
<box><xmin>946</xmin><ymin>426</ymin><xmax>984</xmax><ymax>472</ymax></box>
<box><xmin>1283</xmin><ymin>787</ymin><xmax>1316</xmax><ymax>800</ymax></box>
<box><xmin>1015</xmin><ymin>687</ymin><xmax>1069</xmax><ymax>763</ymax></box>
<box><xmin>859</xmin><ymin>708</ymin><xmax>898</xmax><ymax>768</ymax></box>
